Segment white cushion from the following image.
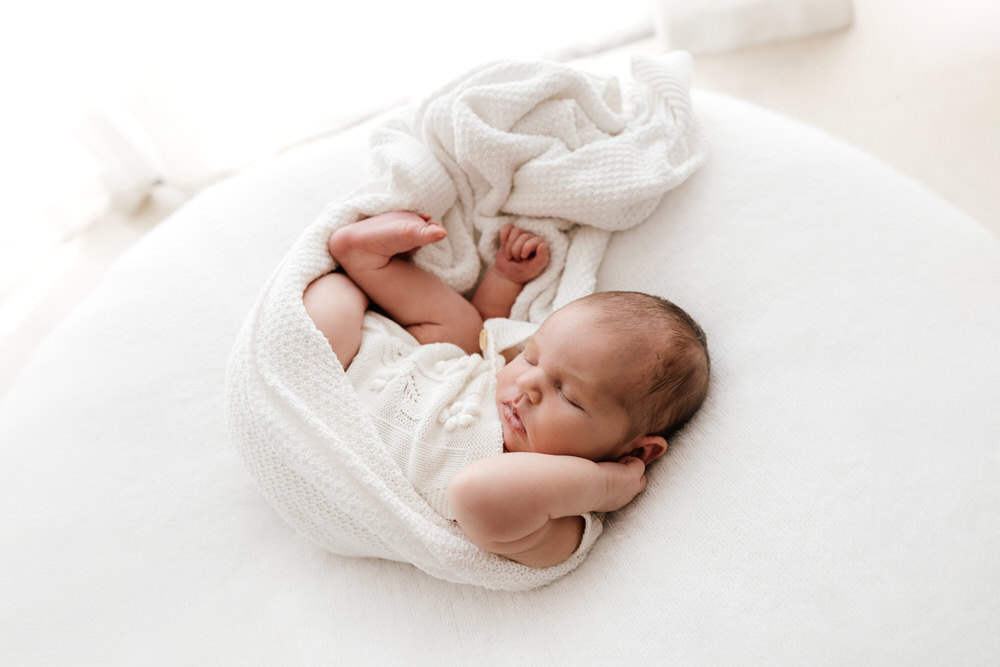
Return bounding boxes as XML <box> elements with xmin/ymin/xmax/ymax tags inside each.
<box><xmin>2</xmin><ymin>90</ymin><xmax>997</xmax><ymax>664</ymax></box>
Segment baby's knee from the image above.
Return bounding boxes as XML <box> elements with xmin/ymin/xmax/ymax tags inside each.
<box><xmin>302</xmin><ymin>273</ymin><xmax>368</xmax><ymax>366</ymax></box>
<box><xmin>304</xmin><ymin>272</ymin><xmax>365</xmax><ymax>306</ymax></box>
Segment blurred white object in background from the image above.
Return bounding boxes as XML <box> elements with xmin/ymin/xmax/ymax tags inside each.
<box><xmin>652</xmin><ymin>0</ymin><xmax>854</xmax><ymax>53</ymax></box>
<box><xmin>1</xmin><ymin>0</ymin><xmax>654</xmax><ymax>243</ymax></box>
<box><xmin>73</xmin><ymin>103</ymin><xmax>165</xmax><ymax>215</ymax></box>
<box><xmin>73</xmin><ymin>93</ymin><xmax>216</xmax><ymax>218</ymax></box>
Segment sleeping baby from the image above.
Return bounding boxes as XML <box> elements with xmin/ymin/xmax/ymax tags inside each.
<box><xmin>303</xmin><ymin>211</ymin><xmax>710</xmax><ymax>568</ymax></box>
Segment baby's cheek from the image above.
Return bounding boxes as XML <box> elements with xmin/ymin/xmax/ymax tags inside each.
<box><xmin>494</xmin><ymin>366</ymin><xmax>509</xmax><ymax>389</ymax></box>
<box><xmin>495</xmin><ymin>367</ymin><xmax>516</xmax><ymax>402</ymax></box>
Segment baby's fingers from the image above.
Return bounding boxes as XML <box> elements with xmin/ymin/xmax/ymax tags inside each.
<box><xmin>624</xmin><ymin>457</ymin><xmax>648</xmax><ymax>495</ymax></box>
<box><xmin>534</xmin><ymin>242</ymin><xmax>549</xmax><ymax>267</ymax></box>
<box><xmin>500</xmin><ymin>224</ymin><xmax>520</xmax><ymax>261</ymax></box>
<box><xmin>511</xmin><ymin>230</ymin><xmax>535</xmax><ymax>259</ymax></box>
<box><xmin>519</xmin><ymin>236</ymin><xmax>543</xmax><ymax>259</ymax></box>
<box><xmin>499</xmin><ymin>223</ymin><xmax>513</xmax><ymax>246</ymax></box>
<box><xmin>520</xmin><ymin>238</ymin><xmax>549</xmax><ymax>266</ymax></box>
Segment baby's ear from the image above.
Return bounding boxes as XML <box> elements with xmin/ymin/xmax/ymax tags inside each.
<box><xmin>626</xmin><ymin>435</ymin><xmax>668</xmax><ymax>465</ymax></box>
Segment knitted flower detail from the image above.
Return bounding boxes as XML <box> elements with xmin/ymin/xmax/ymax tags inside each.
<box><xmin>439</xmin><ymin>394</ymin><xmax>481</xmax><ymax>431</ymax></box>
<box><xmin>370</xmin><ymin>368</ymin><xmax>396</xmax><ymax>393</ymax></box>
<box><xmin>434</xmin><ymin>356</ymin><xmax>475</xmax><ymax>376</ymax></box>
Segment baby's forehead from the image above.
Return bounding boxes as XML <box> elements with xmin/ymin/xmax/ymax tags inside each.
<box><xmin>535</xmin><ymin>309</ymin><xmax>651</xmax><ymax>385</ymax></box>
<box><xmin>543</xmin><ymin>301</ymin><xmax>653</xmax><ymax>350</ymax></box>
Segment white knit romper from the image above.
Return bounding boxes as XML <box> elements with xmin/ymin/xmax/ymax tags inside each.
<box><xmin>345</xmin><ymin>312</ymin><xmax>602</xmax><ymax>548</ymax></box>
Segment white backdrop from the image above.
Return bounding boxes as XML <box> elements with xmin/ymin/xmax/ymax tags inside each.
<box><xmin>0</xmin><ymin>0</ymin><xmax>653</xmax><ymax>239</ymax></box>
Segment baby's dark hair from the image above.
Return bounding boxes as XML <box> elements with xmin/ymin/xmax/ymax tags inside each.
<box><xmin>579</xmin><ymin>291</ymin><xmax>710</xmax><ymax>440</ymax></box>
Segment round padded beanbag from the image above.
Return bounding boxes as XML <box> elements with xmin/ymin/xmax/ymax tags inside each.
<box><xmin>1</xmin><ymin>89</ymin><xmax>997</xmax><ymax>664</ymax></box>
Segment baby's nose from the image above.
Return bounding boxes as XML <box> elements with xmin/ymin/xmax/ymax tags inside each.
<box><xmin>515</xmin><ymin>369</ymin><xmax>543</xmax><ymax>403</ymax></box>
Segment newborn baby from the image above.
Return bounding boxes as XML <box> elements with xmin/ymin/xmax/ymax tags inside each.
<box><xmin>303</xmin><ymin>211</ymin><xmax>709</xmax><ymax>568</ymax></box>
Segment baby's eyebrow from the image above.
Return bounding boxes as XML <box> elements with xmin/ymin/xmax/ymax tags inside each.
<box><xmin>523</xmin><ymin>335</ymin><xmax>596</xmax><ymax>403</ymax></box>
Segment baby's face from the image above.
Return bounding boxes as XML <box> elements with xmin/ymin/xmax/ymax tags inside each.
<box><xmin>495</xmin><ymin>303</ymin><xmax>645</xmax><ymax>462</ymax></box>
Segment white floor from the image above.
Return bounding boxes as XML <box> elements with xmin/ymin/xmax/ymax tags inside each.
<box><xmin>1</xmin><ymin>0</ymin><xmax>997</xmax><ymax>399</ymax></box>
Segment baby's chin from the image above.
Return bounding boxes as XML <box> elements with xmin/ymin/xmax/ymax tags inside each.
<box><xmin>498</xmin><ymin>418</ymin><xmax>515</xmax><ymax>453</ymax></box>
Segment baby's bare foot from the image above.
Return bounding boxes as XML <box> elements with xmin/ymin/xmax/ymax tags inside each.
<box><xmin>329</xmin><ymin>211</ymin><xmax>447</xmax><ymax>271</ymax></box>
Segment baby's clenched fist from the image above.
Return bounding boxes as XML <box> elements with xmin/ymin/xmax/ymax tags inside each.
<box><xmin>595</xmin><ymin>456</ymin><xmax>648</xmax><ymax>513</ymax></box>
<box><xmin>493</xmin><ymin>224</ymin><xmax>550</xmax><ymax>285</ymax></box>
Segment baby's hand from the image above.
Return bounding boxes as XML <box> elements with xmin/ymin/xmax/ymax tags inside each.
<box><xmin>595</xmin><ymin>457</ymin><xmax>648</xmax><ymax>513</ymax></box>
<box><xmin>493</xmin><ymin>224</ymin><xmax>550</xmax><ymax>285</ymax></box>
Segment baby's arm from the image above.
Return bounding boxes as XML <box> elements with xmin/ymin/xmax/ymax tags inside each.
<box><xmin>471</xmin><ymin>224</ymin><xmax>549</xmax><ymax>320</ymax></box>
<box><xmin>447</xmin><ymin>453</ymin><xmax>647</xmax><ymax>568</ymax></box>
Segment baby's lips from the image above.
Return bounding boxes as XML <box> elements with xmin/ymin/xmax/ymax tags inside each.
<box><xmin>502</xmin><ymin>401</ymin><xmax>526</xmax><ymax>435</ymax></box>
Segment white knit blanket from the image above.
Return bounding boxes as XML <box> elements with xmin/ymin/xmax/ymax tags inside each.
<box><xmin>226</xmin><ymin>52</ymin><xmax>707</xmax><ymax>590</ymax></box>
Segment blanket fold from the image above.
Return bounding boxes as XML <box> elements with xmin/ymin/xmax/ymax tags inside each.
<box><xmin>227</xmin><ymin>52</ymin><xmax>706</xmax><ymax>590</ymax></box>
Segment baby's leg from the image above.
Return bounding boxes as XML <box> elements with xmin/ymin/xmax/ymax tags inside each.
<box><xmin>303</xmin><ymin>272</ymin><xmax>369</xmax><ymax>368</ymax></box>
<box><xmin>328</xmin><ymin>212</ymin><xmax>483</xmax><ymax>354</ymax></box>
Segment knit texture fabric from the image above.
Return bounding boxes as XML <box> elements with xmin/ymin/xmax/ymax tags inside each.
<box><xmin>226</xmin><ymin>52</ymin><xmax>706</xmax><ymax>590</ymax></box>
<box><xmin>342</xmin><ymin>312</ymin><xmax>510</xmax><ymax>519</ymax></box>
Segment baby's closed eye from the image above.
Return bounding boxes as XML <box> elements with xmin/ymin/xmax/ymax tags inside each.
<box><xmin>556</xmin><ymin>384</ymin><xmax>584</xmax><ymax>410</ymax></box>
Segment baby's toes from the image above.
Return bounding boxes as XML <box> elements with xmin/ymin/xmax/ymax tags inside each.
<box><xmin>415</xmin><ymin>219</ymin><xmax>447</xmax><ymax>246</ymax></box>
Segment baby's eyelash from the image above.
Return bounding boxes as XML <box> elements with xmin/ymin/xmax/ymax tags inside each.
<box><xmin>517</xmin><ymin>351</ymin><xmax>583</xmax><ymax>410</ymax></box>
<box><xmin>556</xmin><ymin>383</ymin><xmax>583</xmax><ymax>409</ymax></box>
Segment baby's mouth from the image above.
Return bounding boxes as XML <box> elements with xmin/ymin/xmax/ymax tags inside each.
<box><xmin>502</xmin><ymin>401</ymin><xmax>526</xmax><ymax>436</ymax></box>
